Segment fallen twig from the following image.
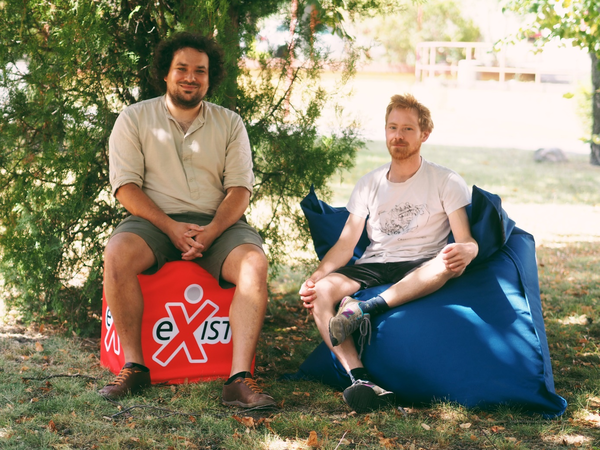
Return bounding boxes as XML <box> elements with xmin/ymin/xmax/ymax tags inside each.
<box><xmin>475</xmin><ymin>423</ymin><xmax>500</xmax><ymax>450</ymax></box>
<box><xmin>334</xmin><ymin>430</ymin><xmax>348</xmax><ymax>450</ymax></box>
<box><xmin>22</xmin><ymin>373</ymin><xmax>98</xmax><ymax>382</ymax></box>
<box><xmin>397</xmin><ymin>406</ymin><xmax>408</xmax><ymax>417</ymax></box>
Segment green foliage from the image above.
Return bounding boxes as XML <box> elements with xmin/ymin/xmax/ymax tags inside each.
<box><xmin>501</xmin><ymin>0</ymin><xmax>600</xmax><ymax>53</ymax></box>
<box><xmin>0</xmin><ymin>0</ymin><xmax>379</xmax><ymax>334</ymax></box>
<box><xmin>355</xmin><ymin>0</ymin><xmax>482</xmax><ymax>65</ymax></box>
<box><xmin>302</xmin><ymin>0</ymin><xmax>403</xmax><ymax>40</ymax></box>
<box><xmin>0</xmin><ymin>0</ymin><xmax>133</xmax><ymax>335</ymax></box>
<box><xmin>567</xmin><ymin>81</ymin><xmax>594</xmax><ymax>142</ymax></box>
<box><xmin>501</xmin><ymin>0</ymin><xmax>600</xmax><ymax>165</ymax></box>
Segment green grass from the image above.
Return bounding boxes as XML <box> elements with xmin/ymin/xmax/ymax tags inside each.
<box><xmin>1</xmin><ymin>146</ymin><xmax>600</xmax><ymax>449</ymax></box>
<box><xmin>329</xmin><ymin>142</ymin><xmax>600</xmax><ymax>207</ymax></box>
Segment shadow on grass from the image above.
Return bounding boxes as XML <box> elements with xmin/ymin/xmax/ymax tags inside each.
<box><xmin>0</xmin><ymin>241</ymin><xmax>598</xmax><ymax>448</ymax></box>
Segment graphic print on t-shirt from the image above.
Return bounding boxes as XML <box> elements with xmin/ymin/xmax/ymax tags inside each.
<box><xmin>378</xmin><ymin>202</ymin><xmax>429</xmax><ymax>236</ymax></box>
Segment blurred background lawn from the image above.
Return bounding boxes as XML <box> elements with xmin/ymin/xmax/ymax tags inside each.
<box><xmin>329</xmin><ymin>142</ymin><xmax>600</xmax><ymax>207</ymax></box>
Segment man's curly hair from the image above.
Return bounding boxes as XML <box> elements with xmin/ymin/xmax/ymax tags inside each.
<box><xmin>152</xmin><ymin>32</ymin><xmax>226</xmax><ymax>98</ymax></box>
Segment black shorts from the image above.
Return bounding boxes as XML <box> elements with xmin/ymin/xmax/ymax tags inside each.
<box><xmin>334</xmin><ymin>258</ymin><xmax>433</xmax><ymax>290</ymax></box>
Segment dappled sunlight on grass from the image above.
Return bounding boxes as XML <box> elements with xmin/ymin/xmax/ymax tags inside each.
<box><xmin>261</xmin><ymin>435</ymin><xmax>313</xmax><ymax>449</ymax></box>
<box><xmin>535</xmin><ymin>242</ymin><xmax>600</xmax><ymax>445</ymax></box>
<box><xmin>542</xmin><ymin>433</ymin><xmax>594</xmax><ymax>446</ymax></box>
<box><xmin>2</xmin><ymin>146</ymin><xmax>600</xmax><ymax>449</ymax></box>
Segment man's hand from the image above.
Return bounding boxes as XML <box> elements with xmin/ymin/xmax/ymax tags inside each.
<box><xmin>441</xmin><ymin>242</ymin><xmax>478</xmax><ymax>275</ymax></box>
<box><xmin>299</xmin><ymin>278</ymin><xmax>317</xmax><ymax>310</ymax></box>
<box><xmin>181</xmin><ymin>223</ymin><xmax>221</xmax><ymax>260</ymax></box>
<box><xmin>166</xmin><ymin>221</ymin><xmax>206</xmax><ymax>259</ymax></box>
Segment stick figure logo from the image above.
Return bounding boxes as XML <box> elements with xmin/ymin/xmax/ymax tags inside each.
<box><xmin>103</xmin><ymin>306</ymin><xmax>121</xmax><ymax>355</ymax></box>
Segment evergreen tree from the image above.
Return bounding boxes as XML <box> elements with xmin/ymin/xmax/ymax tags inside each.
<box><xmin>0</xmin><ymin>0</ymin><xmax>392</xmax><ymax>334</ymax></box>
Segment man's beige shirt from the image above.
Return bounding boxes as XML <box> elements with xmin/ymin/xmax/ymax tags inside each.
<box><xmin>109</xmin><ymin>96</ymin><xmax>254</xmax><ymax>215</ymax></box>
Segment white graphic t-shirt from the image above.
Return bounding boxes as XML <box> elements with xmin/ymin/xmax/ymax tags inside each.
<box><xmin>346</xmin><ymin>158</ymin><xmax>471</xmax><ymax>264</ymax></box>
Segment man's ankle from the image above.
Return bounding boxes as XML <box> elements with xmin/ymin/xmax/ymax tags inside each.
<box><xmin>349</xmin><ymin>367</ymin><xmax>370</xmax><ymax>383</ymax></box>
<box><xmin>359</xmin><ymin>295</ymin><xmax>389</xmax><ymax>315</ymax></box>
<box><xmin>225</xmin><ymin>371</ymin><xmax>252</xmax><ymax>385</ymax></box>
<box><xmin>126</xmin><ymin>362</ymin><xmax>150</xmax><ymax>372</ymax></box>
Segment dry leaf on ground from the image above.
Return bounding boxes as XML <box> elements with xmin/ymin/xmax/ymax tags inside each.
<box><xmin>232</xmin><ymin>415</ymin><xmax>255</xmax><ymax>428</ymax></box>
<box><xmin>307</xmin><ymin>430</ymin><xmax>320</xmax><ymax>447</ymax></box>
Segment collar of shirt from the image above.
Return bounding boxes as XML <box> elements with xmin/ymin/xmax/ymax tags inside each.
<box><xmin>161</xmin><ymin>95</ymin><xmax>206</xmax><ymax>135</ymax></box>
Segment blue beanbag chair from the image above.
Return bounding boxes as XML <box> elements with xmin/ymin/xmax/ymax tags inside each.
<box><xmin>294</xmin><ymin>186</ymin><xmax>567</xmax><ymax>418</ymax></box>
<box><xmin>300</xmin><ymin>185</ymin><xmax>371</xmax><ymax>265</ymax></box>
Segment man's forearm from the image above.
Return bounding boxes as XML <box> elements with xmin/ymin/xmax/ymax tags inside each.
<box><xmin>115</xmin><ymin>183</ymin><xmax>174</xmax><ymax>233</ymax></box>
<box><xmin>208</xmin><ymin>186</ymin><xmax>251</xmax><ymax>235</ymax></box>
<box><xmin>309</xmin><ymin>213</ymin><xmax>366</xmax><ymax>282</ymax></box>
<box><xmin>310</xmin><ymin>242</ymin><xmax>355</xmax><ymax>282</ymax></box>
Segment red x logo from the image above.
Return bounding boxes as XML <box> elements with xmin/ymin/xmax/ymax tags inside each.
<box><xmin>152</xmin><ymin>300</ymin><xmax>218</xmax><ymax>367</ymax></box>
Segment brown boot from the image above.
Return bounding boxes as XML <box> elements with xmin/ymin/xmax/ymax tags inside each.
<box><xmin>99</xmin><ymin>362</ymin><xmax>151</xmax><ymax>399</ymax></box>
<box><xmin>222</xmin><ymin>373</ymin><xmax>276</xmax><ymax>408</ymax></box>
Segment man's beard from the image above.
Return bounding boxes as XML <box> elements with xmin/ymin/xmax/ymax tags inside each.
<box><xmin>167</xmin><ymin>84</ymin><xmax>205</xmax><ymax>109</ymax></box>
<box><xmin>388</xmin><ymin>141</ymin><xmax>421</xmax><ymax>161</ymax></box>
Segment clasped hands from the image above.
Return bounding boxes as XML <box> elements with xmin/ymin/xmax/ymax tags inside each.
<box><xmin>299</xmin><ymin>278</ymin><xmax>317</xmax><ymax>311</ymax></box>
<box><xmin>169</xmin><ymin>221</ymin><xmax>218</xmax><ymax>260</ymax></box>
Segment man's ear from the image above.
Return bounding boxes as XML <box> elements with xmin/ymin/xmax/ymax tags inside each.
<box><xmin>421</xmin><ymin>131</ymin><xmax>431</xmax><ymax>142</ymax></box>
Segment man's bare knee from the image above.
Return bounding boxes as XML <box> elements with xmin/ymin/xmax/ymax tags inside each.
<box><xmin>314</xmin><ymin>274</ymin><xmax>359</xmax><ymax>306</ymax></box>
<box><xmin>242</xmin><ymin>247</ymin><xmax>268</xmax><ymax>276</ymax></box>
<box><xmin>104</xmin><ymin>233</ymin><xmax>154</xmax><ymax>278</ymax></box>
<box><xmin>224</xmin><ymin>245</ymin><xmax>268</xmax><ymax>286</ymax></box>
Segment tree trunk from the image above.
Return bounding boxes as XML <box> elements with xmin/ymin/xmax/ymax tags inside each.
<box><xmin>284</xmin><ymin>0</ymin><xmax>299</xmax><ymax>115</ymax></box>
<box><xmin>591</xmin><ymin>52</ymin><xmax>600</xmax><ymax>165</ymax></box>
<box><xmin>223</xmin><ymin>3</ymin><xmax>241</xmax><ymax>112</ymax></box>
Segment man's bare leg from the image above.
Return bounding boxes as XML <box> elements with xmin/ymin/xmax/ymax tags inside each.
<box><xmin>310</xmin><ymin>273</ymin><xmax>362</xmax><ymax>371</ymax></box>
<box><xmin>329</xmin><ymin>253</ymin><xmax>461</xmax><ymax>350</ymax></box>
<box><xmin>100</xmin><ymin>232</ymin><xmax>156</xmax><ymax>398</ymax></box>
<box><xmin>379</xmin><ymin>253</ymin><xmax>460</xmax><ymax>307</ymax></box>
<box><xmin>220</xmin><ymin>244</ymin><xmax>269</xmax><ymax>375</ymax></box>
<box><xmin>220</xmin><ymin>244</ymin><xmax>276</xmax><ymax>408</ymax></box>
<box><xmin>103</xmin><ymin>232</ymin><xmax>156</xmax><ymax>364</ymax></box>
<box><xmin>311</xmin><ymin>273</ymin><xmax>395</xmax><ymax>413</ymax></box>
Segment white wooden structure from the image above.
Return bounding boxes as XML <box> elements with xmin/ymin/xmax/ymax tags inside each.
<box><xmin>415</xmin><ymin>41</ymin><xmax>587</xmax><ymax>85</ymax></box>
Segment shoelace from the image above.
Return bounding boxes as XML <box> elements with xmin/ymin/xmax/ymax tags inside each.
<box><xmin>107</xmin><ymin>367</ymin><xmax>135</xmax><ymax>387</ymax></box>
<box><xmin>357</xmin><ymin>316</ymin><xmax>372</xmax><ymax>359</ymax></box>
<box><xmin>238</xmin><ymin>377</ymin><xmax>264</xmax><ymax>394</ymax></box>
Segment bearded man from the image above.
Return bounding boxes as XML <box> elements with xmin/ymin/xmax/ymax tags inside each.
<box><xmin>299</xmin><ymin>94</ymin><xmax>478</xmax><ymax>413</ymax></box>
<box><xmin>99</xmin><ymin>32</ymin><xmax>275</xmax><ymax>409</ymax></box>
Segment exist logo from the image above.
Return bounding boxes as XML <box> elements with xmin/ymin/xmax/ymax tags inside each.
<box><xmin>151</xmin><ymin>284</ymin><xmax>231</xmax><ymax>367</ymax></box>
<box><xmin>103</xmin><ymin>306</ymin><xmax>121</xmax><ymax>355</ymax></box>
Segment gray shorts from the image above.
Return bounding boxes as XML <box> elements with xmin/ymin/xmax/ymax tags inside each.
<box><xmin>110</xmin><ymin>212</ymin><xmax>264</xmax><ymax>288</ymax></box>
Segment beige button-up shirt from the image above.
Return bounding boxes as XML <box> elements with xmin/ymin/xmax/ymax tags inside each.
<box><xmin>109</xmin><ymin>96</ymin><xmax>254</xmax><ymax>215</ymax></box>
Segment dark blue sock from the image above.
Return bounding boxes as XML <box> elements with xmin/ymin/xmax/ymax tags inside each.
<box><xmin>350</xmin><ymin>367</ymin><xmax>370</xmax><ymax>383</ymax></box>
<box><xmin>358</xmin><ymin>295</ymin><xmax>389</xmax><ymax>315</ymax></box>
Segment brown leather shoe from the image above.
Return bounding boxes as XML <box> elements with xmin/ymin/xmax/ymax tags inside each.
<box><xmin>99</xmin><ymin>362</ymin><xmax>151</xmax><ymax>399</ymax></box>
<box><xmin>222</xmin><ymin>375</ymin><xmax>276</xmax><ymax>408</ymax></box>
